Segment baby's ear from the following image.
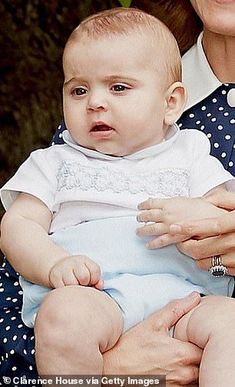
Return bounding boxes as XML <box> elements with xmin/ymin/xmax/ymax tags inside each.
<box><xmin>164</xmin><ymin>82</ymin><xmax>187</xmax><ymax>126</ymax></box>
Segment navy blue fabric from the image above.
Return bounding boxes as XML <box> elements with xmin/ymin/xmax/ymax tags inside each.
<box><xmin>0</xmin><ymin>260</ymin><xmax>37</xmax><ymax>382</ymax></box>
<box><xmin>0</xmin><ymin>83</ymin><xmax>235</xmax><ymax>380</ymax></box>
<box><xmin>178</xmin><ymin>84</ymin><xmax>235</xmax><ymax>175</ymax></box>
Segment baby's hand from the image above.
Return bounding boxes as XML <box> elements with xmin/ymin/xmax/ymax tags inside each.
<box><xmin>136</xmin><ymin>196</ymin><xmax>227</xmax><ymax>249</ymax></box>
<box><xmin>49</xmin><ymin>255</ymin><xmax>103</xmax><ymax>289</ymax></box>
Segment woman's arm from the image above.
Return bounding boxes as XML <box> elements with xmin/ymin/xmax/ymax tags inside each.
<box><xmin>103</xmin><ymin>292</ymin><xmax>202</xmax><ymax>385</ymax></box>
<box><xmin>1</xmin><ymin>192</ymin><xmax>69</xmax><ymax>287</ymax></box>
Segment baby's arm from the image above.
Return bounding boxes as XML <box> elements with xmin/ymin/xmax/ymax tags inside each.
<box><xmin>1</xmin><ymin>192</ymin><xmax>102</xmax><ymax>289</ymax></box>
<box><xmin>136</xmin><ymin>186</ymin><xmax>228</xmax><ymax>249</ymax></box>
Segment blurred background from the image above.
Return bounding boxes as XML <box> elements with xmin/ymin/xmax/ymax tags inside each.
<box><xmin>0</xmin><ymin>0</ymin><xmax>202</xmax><ymax>218</ymax></box>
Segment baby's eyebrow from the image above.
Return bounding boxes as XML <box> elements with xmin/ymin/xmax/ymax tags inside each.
<box><xmin>63</xmin><ymin>77</ymin><xmax>84</xmax><ymax>87</ymax></box>
<box><xmin>104</xmin><ymin>75</ymin><xmax>138</xmax><ymax>83</ymax></box>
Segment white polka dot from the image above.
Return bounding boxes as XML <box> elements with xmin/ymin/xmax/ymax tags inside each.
<box><xmin>6</xmin><ymin>297</ymin><xmax>11</xmax><ymax>301</ymax></box>
<box><xmin>23</xmin><ymin>334</ymin><xmax>27</xmax><ymax>340</ymax></box>
<box><xmin>225</xmin><ymin>135</ymin><xmax>231</xmax><ymax>140</ymax></box>
<box><xmin>211</xmin><ymin>117</ymin><xmax>217</xmax><ymax>122</ymax></box>
<box><xmin>178</xmin><ymin>123</ymin><xmax>182</xmax><ymax>128</ymax></box>
<box><xmin>58</xmin><ymin>124</ymin><xmax>62</xmax><ymax>130</ymax></box>
<box><xmin>207</xmin><ymin>133</ymin><xmax>212</xmax><ymax>138</ymax></box>
<box><xmin>59</xmin><ymin>133</ymin><xmax>63</xmax><ymax>138</ymax></box>
<box><xmin>10</xmin><ymin>349</ymin><xmax>15</xmax><ymax>355</ymax></box>
<box><xmin>31</xmin><ymin>349</ymin><xmax>35</xmax><ymax>355</ymax></box>
<box><xmin>23</xmin><ymin>349</ymin><xmax>27</xmax><ymax>355</ymax></box>
<box><xmin>224</xmin><ymin>112</ymin><xmax>229</xmax><ymax>116</ymax></box>
<box><xmin>29</xmin><ymin>365</ymin><xmax>33</xmax><ymax>371</ymax></box>
<box><xmin>217</xmin><ymin>125</ymin><xmax>223</xmax><ymax>130</ymax></box>
<box><xmin>0</xmin><ymin>318</ymin><xmax>4</xmax><ymax>323</ymax></box>
<box><xmin>229</xmin><ymin>161</ymin><xmax>234</xmax><ymax>167</ymax></box>
<box><xmin>218</xmin><ymin>106</ymin><xmax>224</xmax><ymax>111</ymax></box>
<box><xmin>5</xmin><ymin>310</ymin><xmax>10</xmax><ymax>314</ymax></box>
<box><xmin>230</xmin><ymin>119</ymin><xmax>235</xmax><ymax>124</ymax></box>
<box><xmin>222</xmin><ymin>90</ymin><xmax>226</xmax><ymax>95</ymax></box>
<box><xmin>13</xmin><ymin>335</ymin><xmax>18</xmax><ymax>341</ymax></box>
<box><xmin>221</xmin><ymin>152</ymin><xmax>227</xmax><ymax>158</ymax></box>
<box><xmin>13</xmin><ymin>281</ymin><xmax>19</xmax><ymax>286</ymax></box>
<box><xmin>233</xmin><ymin>144</ymin><xmax>235</xmax><ymax>149</ymax></box>
<box><xmin>51</xmin><ymin>142</ymin><xmax>55</xmax><ymax>146</ymax></box>
<box><xmin>189</xmin><ymin>113</ymin><xmax>195</xmax><ymax>118</ymax></box>
<box><xmin>5</xmin><ymin>273</ymin><xmax>9</xmax><ymax>278</ymax></box>
<box><xmin>207</xmin><ymin>113</ymin><xmax>212</xmax><ymax>117</ymax></box>
<box><xmin>12</xmin><ymin>366</ymin><xmax>17</xmax><ymax>371</ymax></box>
<box><xmin>17</xmin><ymin>324</ymin><xmax>23</xmax><ymax>328</ymax></box>
<box><xmin>212</xmin><ymin>98</ymin><xmax>217</xmax><ymax>103</ymax></box>
<box><xmin>227</xmin><ymin>89</ymin><xmax>235</xmax><ymax>107</ymax></box>
<box><xmin>214</xmin><ymin>143</ymin><xmax>219</xmax><ymax>148</ymax></box>
<box><xmin>201</xmin><ymin>106</ymin><xmax>206</xmax><ymax>111</ymax></box>
<box><xmin>0</xmin><ymin>288</ymin><xmax>5</xmax><ymax>292</ymax></box>
<box><xmin>3</xmin><ymin>337</ymin><xmax>7</xmax><ymax>343</ymax></box>
<box><xmin>12</xmin><ymin>298</ymin><xmax>18</xmax><ymax>303</ymax></box>
<box><xmin>11</xmin><ymin>316</ymin><xmax>16</xmax><ymax>321</ymax></box>
<box><xmin>196</xmin><ymin>120</ymin><xmax>201</xmax><ymax>125</ymax></box>
<box><xmin>18</xmin><ymin>290</ymin><xmax>23</xmax><ymax>295</ymax></box>
<box><xmin>5</xmin><ymin>326</ymin><xmax>11</xmax><ymax>331</ymax></box>
<box><xmin>200</xmin><ymin>125</ymin><xmax>205</xmax><ymax>130</ymax></box>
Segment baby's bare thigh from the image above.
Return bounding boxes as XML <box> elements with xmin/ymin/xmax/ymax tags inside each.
<box><xmin>174</xmin><ymin>295</ymin><xmax>235</xmax><ymax>348</ymax></box>
<box><xmin>36</xmin><ymin>285</ymin><xmax>123</xmax><ymax>352</ymax></box>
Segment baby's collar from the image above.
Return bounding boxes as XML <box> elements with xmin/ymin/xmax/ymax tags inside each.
<box><xmin>62</xmin><ymin>123</ymin><xmax>179</xmax><ymax>161</ymax></box>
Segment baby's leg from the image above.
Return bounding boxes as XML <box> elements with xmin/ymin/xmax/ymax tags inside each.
<box><xmin>174</xmin><ymin>295</ymin><xmax>235</xmax><ymax>387</ymax></box>
<box><xmin>34</xmin><ymin>285</ymin><xmax>123</xmax><ymax>375</ymax></box>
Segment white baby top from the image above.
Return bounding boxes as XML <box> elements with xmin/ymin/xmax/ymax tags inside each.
<box><xmin>1</xmin><ymin>124</ymin><xmax>234</xmax><ymax>234</ymax></box>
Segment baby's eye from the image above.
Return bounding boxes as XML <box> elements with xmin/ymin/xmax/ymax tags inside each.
<box><xmin>72</xmin><ymin>87</ymin><xmax>88</xmax><ymax>96</ymax></box>
<box><xmin>111</xmin><ymin>84</ymin><xmax>130</xmax><ymax>92</ymax></box>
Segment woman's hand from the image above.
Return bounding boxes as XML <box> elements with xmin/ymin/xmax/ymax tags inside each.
<box><xmin>171</xmin><ymin>211</ymin><xmax>235</xmax><ymax>276</ymax></box>
<box><xmin>103</xmin><ymin>292</ymin><xmax>202</xmax><ymax>386</ymax></box>
<box><xmin>136</xmin><ymin>196</ymin><xmax>226</xmax><ymax>249</ymax></box>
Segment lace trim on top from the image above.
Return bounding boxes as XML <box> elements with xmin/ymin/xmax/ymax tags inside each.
<box><xmin>57</xmin><ymin>161</ymin><xmax>190</xmax><ymax>197</ymax></box>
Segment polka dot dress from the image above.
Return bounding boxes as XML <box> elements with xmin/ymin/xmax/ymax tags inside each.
<box><xmin>0</xmin><ymin>259</ymin><xmax>37</xmax><ymax>382</ymax></box>
<box><xmin>178</xmin><ymin>83</ymin><xmax>235</xmax><ymax>175</ymax></box>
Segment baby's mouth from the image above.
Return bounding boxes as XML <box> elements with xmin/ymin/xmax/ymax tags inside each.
<box><xmin>90</xmin><ymin>124</ymin><xmax>114</xmax><ymax>132</ymax></box>
<box><xmin>90</xmin><ymin>123</ymin><xmax>115</xmax><ymax>138</ymax></box>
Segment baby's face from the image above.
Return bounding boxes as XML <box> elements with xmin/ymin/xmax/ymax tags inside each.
<box><xmin>63</xmin><ymin>33</ymin><xmax>170</xmax><ymax>156</ymax></box>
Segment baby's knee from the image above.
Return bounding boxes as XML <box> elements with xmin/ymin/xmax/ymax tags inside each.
<box><xmin>196</xmin><ymin>295</ymin><xmax>235</xmax><ymax>332</ymax></box>
<box><xmin>34</xmin><ymin>288</ymin><xmax>78</xmax><ymax>351</ymax></box>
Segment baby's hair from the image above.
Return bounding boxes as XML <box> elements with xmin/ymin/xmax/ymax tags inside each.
<box><xmin>64</xmin><ymin>7</ymin><xmax>182</xmax><ymax>84</ymax></box>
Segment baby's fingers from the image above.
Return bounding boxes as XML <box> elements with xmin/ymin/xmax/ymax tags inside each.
<box><xmin>136</xmin><ymin>222</ymin><xmax>169</xmax><ymax>237</ymax></box>
<box><xmin>85</xmin><ymin>260</ymin><xmax>102</xmax><ymax>288</ymax></box>
<box><xmin>73</xmin><ymin>263</ymin><xmax>91</xmax><ymax>286</ymax></box>
<box><xmin>146</xmin><ymin>233</ymin><xmax>189</xmax><ymax>249</ymax></box>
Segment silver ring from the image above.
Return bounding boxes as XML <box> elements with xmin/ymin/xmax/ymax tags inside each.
<box><xmin>209</xmin><ymin>255</ymin><xmax>228</xmax><ymax>277</ymax></box>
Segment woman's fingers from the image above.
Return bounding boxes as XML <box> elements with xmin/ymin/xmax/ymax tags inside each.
<box><xmin>178</xmin><ymin>233</ymin><xmax>235</xmax><ymax>259</ymax></box>
<box><xmin>183</xmin><ymin>253</ymin><xmax>235</xmax><ymax>276</ymax></box>
<box><xmin>170</xmin><ymin>212</ymin><xmax>235</xmax><ymax>239</ymax></box>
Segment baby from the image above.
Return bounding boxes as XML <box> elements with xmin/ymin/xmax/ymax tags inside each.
<box><xmin>1</xmin><ymin>8</ymin><xmax>235</xmax><ymax>386</ymax></box>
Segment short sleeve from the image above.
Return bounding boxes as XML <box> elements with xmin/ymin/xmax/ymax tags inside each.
<box><xmin>188</xmin><ymin>130</ymin><xmax>235</xmax><ymax>197</ymax></box>
<box><xmin>0</xmin><ymin>148</ymin><xmax>57</xmax><ymax>211</ymax></box>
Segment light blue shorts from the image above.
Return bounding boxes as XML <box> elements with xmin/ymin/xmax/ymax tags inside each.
<box><xmin>20</xmin><ymin>217</ymin><xmax>232</xmax><ymax>331</ymax></box>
